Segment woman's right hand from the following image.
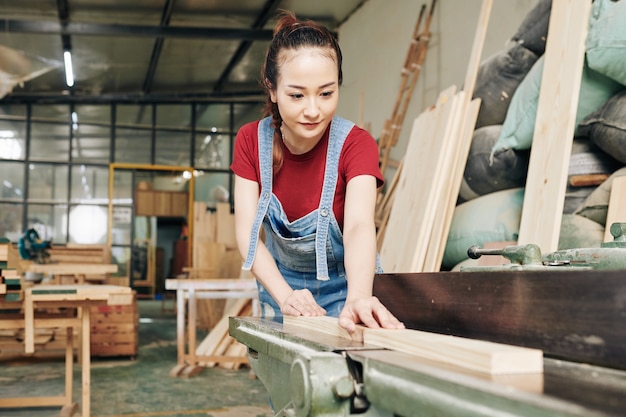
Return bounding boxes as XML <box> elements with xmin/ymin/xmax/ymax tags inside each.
<box><xmin>280</xmin><ymin>289</ymin><xmax>326</xmax><ymax>317</ymax></box>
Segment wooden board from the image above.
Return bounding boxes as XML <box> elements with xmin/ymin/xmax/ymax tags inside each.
<box><xmin>422</xmin><ymin>98</ymin><xmax>480</xmax><ymax>272</ymax></box>
<box><xmin>284</xmin><ymin>315</ymin><xmax>364</xmax><ymax>343</ymax></box>
<box><xmin>285</xmin><ymin>316</ymin><xmax>543</xmax><ymax>376</ymax></box>
<box><xmin>604</xmin><ymin>176</ymin><xmax>626</xmax><ymax>242</ymax></box>
<box><xmin>517</xmin><ymin>0</ymin><xmax>593</xmax><ymax>252</ymax></box>
<box><xmin>28</xmin><ymin>263</ymin><xmax>118</xmax><ymax>274</ymax></box>
<box><xmin>379</xmin><ymin>86</ymin><xmax>461</xmax><ymax>272</ymax></box>
<box><xmin>216</xmin><ymin>202</ymin><xmax>237</xmax><ymax>249</ymax></box>
<box><xmin>379</xmin><ymin>0</ymin><xmax>492</xmax><ymax>273</ymax></box>
<box><xmin>0</xmin><ymin>244</ymin><xmax>8</xmax><ymax>261</ymax></box>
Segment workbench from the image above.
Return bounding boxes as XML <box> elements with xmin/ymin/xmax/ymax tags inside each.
<box><xmin>0</xmin><ymin>284</ymin><xmax>133</xmax><ymax>417</ymax></box>
<box><xmin>164</xmin><ymin>278</ymin><xmax>258</xmax><ymax>376</ymax></box>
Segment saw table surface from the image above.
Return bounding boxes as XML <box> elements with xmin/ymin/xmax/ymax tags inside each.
<box><xmin>230</xmin><ymin>316</ymin><xmax>626</xmax><ymax>417</ymax></box>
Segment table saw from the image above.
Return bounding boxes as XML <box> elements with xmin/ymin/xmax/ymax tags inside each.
<box><xmin>230</xmin><ymin>234</ymin><xmax>626</xmax><ymax>417</ymax></box>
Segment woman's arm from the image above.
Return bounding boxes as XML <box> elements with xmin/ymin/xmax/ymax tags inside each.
<box><xmin>233</xmin><ymin>175</ymin><xmax>325</xmax><ymax>316</ymax></box>
<box><xmin>340</xmin><ymin>175</ymin><xmax>404</xmax><ymax>331</ymax></box>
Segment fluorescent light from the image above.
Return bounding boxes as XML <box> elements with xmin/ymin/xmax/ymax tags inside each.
<box><xmin>63</xmin><ymin>50</ymin><xmax>75</xmax><ymax>87</ymax></box>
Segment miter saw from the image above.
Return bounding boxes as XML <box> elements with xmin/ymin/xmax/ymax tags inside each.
<box><xmin>18</xmin><ymin>228</ymin><xmax>52</xmax><ymax>264</ymax></box>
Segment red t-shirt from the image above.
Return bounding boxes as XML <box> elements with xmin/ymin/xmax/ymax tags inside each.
<box><xmin>231</xmin><ymin>120</ymin><xmax>384</xmax><ymax>229</ymax></box>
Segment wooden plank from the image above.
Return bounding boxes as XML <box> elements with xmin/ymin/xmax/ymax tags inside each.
<box><xmin>216</xmin><ymin>202</ymin><xmax>237</xmax><ymax>249</ymax></box>
<box><xmin>194</xmin><ymin>298</ymin><xmax>250</xmax><ymax>360</ymax></box>
<box><xmin>284</xmin><ymin>315</ymin><xmax>364</xmax><ymax>343</ymax></box>
<box><xmin>423</xmin><ymin>98</ymin><xmax>481</xmax><ymax>271</ymax></box>
<box><xmin>517</xmin><ymin>0</ymin><xmax>593</xmax><ymax>253</ymax></box>
<box><xmin>604</xmin><ymin>176</ymin><xmax>626</xmax><ymax>242</ymax></box>
<box><xmin>423</xmin><ymin>0</ymin><xmax>492</xmax><ymax>271</ymax></box>
<box><xmin>379</xmin><ymin>86</ymin><xmax>460</xmax><ymax>272</ymax></box>
<box><xmin>364</xmin><ymin>328</ymin><xmax>543</xmax><ymax>375</ymax></box>
<box><xmin>0</xmin><ymin>244</ymin><xmax>8</xmax><ymax>261</ymax></box>
<box><xmin>28</xmin><ymin>263</ymin><xmax>118</xmax><ymax>274</ymax></box>
<box><xmin>285</xmin><ymin>316</ymin><xmax>543</xmax><ymax>376</ymax></box>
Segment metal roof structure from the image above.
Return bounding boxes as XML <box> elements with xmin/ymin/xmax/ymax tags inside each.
<box><xmin>0</xmin><ymin>0</ymin><xmax>365</xmax><ymax>103</ymax></box>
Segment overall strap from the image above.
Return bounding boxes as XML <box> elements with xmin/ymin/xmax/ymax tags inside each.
<box><xmin>242</xmin><ymin>116</ymin><xmax>274</xmax><ymax>271</ymax></box>
<box><xmin>315</xmin><ymin>116</ymin><xmax>355</xmax><ymax>280</ymax></box>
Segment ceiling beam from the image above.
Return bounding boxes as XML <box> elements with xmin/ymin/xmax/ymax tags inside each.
<box><xmin>0</xmin><ymin>90</ymin><xmax>265</xmax><ymax>105</ymax></box>
<box><xmin>213</xmin><ymin>0</ymin><xmax>282</xmax><ymax>93</ymax></box>
<box><xmin>0</xmin><ymin>19</ymin><xmax>275</xmax><ymax>41</ymax></box>
<box><xmin>56</xmin><ymin>0</ymin><xmax>71</xmax><ymax>51</ymax></box>
<box><xmin>142</xmin><ymin>0</ymin><xmax>176</xmax><ymax>95</ymax></box>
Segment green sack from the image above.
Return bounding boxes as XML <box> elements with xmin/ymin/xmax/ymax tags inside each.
<box><xmin>587</xmin><ymin>0</ymin><xmax>626</xmax><ymax>86</ymax></box>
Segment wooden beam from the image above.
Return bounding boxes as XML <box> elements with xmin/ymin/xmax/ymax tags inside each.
<box><xmin>379</xmin><ymin>86</ymin><xmax>462</xmax><ymax>272</ymax></box>
<box><xmin>422</xmin><ymin>0</ymin><xmax>492</xmax><ymax>271</ymax></box>
<box><xmin>517</xmin><ymin>0</ymin><xmax>593</xmax><ymax>252</ymax></box>
<box><xmin>285</xmin><ymin>316</ymin><xmax>543</xmax><ymax>375</ymax></box>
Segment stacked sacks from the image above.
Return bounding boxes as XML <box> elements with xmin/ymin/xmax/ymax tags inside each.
<box><xmin>444</xmin><ymin>185</ymin><xmax>606</xmax><ymax>271</ymax></box>
<box><xmin>490</xmin><ymin>55</ymin><xmax>624</xmax><ymax>156</ymax></box>
<box><xmin>572</xmin><ymin>0</ymin><xmax>626</xmax><ymax>231</ymax></box>
<box><xmin>577</xmin><ymin>90</ymin><xmax>626</xmax><ymax>165</ymax></box>
<box><xmin>460</xmin><ymin>0</ymin><xmax>551</xmax><ymax>202</ymax></box>
<box><xmin>586</xmin><ymin>0</ymin><xmax>626</xmax><ymax>87</ymax></box>
<box><xmin>459</xmin><ymin>125</ymin><xmax>528</xmax><ymax>202</ymax></box>
<box><xmin>472</xmin><ymin>0</ymin><xmax>550</xmax><ymax>130</ymax></box>
<box><xmin>574</xmin><ymin>167</ymin><xmax>626</xmax><ymax>228</ymax></box>
<box><xmin>565</xmin><ymin>137</ymin><xmax>622</xmax><ymax>214</ymax></box>
<box><xmin>446</xmin><ymin>0</ymin><xmax>626</xmax><ymax>269</ymax></box>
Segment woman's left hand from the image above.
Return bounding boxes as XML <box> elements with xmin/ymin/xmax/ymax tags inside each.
<box><xmin>338</xmin><ymin>296</ymin><xmax>405</xmax><ymax>333</ymax></box>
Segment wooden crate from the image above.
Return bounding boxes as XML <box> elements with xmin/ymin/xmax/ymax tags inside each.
<box><xmin>90</xmin><ymin>292</ymin><xmax>139</xmax><ymax>357</ymax></box>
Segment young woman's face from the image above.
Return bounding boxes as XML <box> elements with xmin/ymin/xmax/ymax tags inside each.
<box><xmin>270</xmin><ymin>47</ymin><xmax>339</xmax><ymax>146</ymax></box>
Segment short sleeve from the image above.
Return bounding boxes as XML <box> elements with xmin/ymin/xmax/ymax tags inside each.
<box><xmin>230</xmin><ymin>121</ymin><xmax>260</xmax><ymax>183</ymax></box>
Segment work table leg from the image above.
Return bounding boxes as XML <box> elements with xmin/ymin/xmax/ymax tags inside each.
<box><xmin>188</xmin><ymin>288</ymin><xmax>197</xmax><ymax>366</ymax></box>
<box><xmin>24</xmin><ymin>291</ymin><xmax>34</xmax><ymax>354</ymax></box>
<box><xmin>81</xmin><ymin>306</ymin><xmax>91</xmax><ymax>417</ymax></box>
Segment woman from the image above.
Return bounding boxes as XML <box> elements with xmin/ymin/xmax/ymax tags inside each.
<box><xmin>231</xmin><ymin>11</ymin><xmax>404</xmax><ymax>333</ymax></box>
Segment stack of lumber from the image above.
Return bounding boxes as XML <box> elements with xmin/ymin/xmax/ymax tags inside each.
<box><xmin>379</xmin><ymin>0</ymin><xmax>491</xmax><ymax>272</ymax></box>
<box><xmin>90</xmin><ymin>293</ymin><xmax>139</xmax><ymax>358</ymax></box>
<box><xmin>190</xmin><ymin>201</ymin><xmax>246</xmax><ymax>330</ymax></box>
<box><xmin>1</xmin><ymin>241</ymin><xmax>78</xmax><ymax>358</ymax></box>
<box><xmin>194</xmin><ymin>297</ymin><xmax>254</xmax><ymax>370</ymax></box>
<box><xmin>47</xmin><ymin>244</ymin><xmax>111</xmax><ymax>283</ymax></box>
<box><xmin>1</xmin><ymin>242</ymin><xmax>22</xmax><ymax>303</ymax></box>
<box><xmin>1</xmin><ymin>241</ymin><xmax>136</xmax><ymax>359</ymax></box>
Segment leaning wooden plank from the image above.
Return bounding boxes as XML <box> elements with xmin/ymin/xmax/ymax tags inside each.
<box><xmin>604</xmin><ymin>176</ymin><xmax>626</xmax><ymax>242</ymax></box>
<box><xmin>285</xmin><ymin>316</ymin><xmax>542</xmax><ymax>375</ymax></box>
<box><xmin>517</xmin><ymin>0</ymin><xmax>592</xmax><ymax>253</ymax></box>
<box><xmin>423</xmin><ymin>98</ymin><xmax>481</xmax><ymax>272</ymax></box>
<box><xmin>380</xmin><ymin>86</ymin><xmax>460</xmax><ymax>272</ymax></box>
<box><xmin>423</xmin><ymin>0</ymin><xmax>492</xmax><ymax>272</ymax></box>
<box><xmin>216</xmin><ymin>202</ymin><xmax>237</xmax><ymax>249</ymax></box>
<box><xmin>409</xmin><ymin>91</ymin><xmax>465</xmax><ymax>272</ymax></box>
<box><xmin>195</xmin><ymin>298</ymin><xmax>250</xmax><ymax>361</ymax></box>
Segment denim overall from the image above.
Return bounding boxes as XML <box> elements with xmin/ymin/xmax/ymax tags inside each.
<box><xmin>242</xmin><ymin>116</ymin><xmax>364</xmax><ymax>319</ymax></box>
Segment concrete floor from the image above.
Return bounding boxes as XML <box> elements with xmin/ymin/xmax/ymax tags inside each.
<box><xmin>0</xmin><ymin>300</ymin><xmax>273</xmax><ymax>417</ymax></box>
